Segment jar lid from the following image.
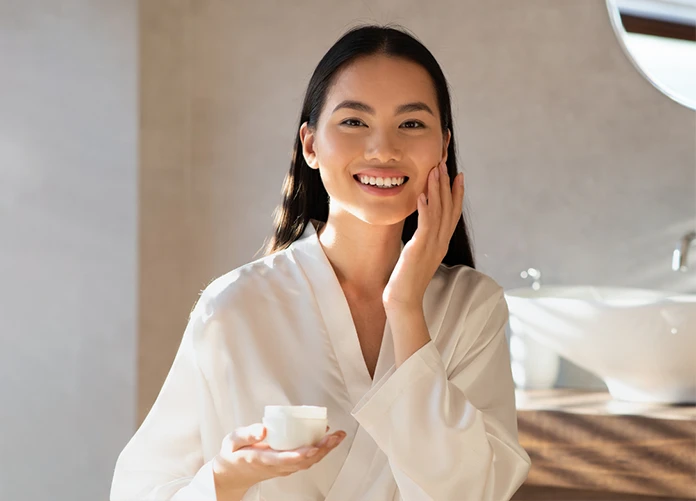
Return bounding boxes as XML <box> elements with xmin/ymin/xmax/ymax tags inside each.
<box><xmin>264</xmin><ymin>405</ymin><xmax>327</xmax><ymax>419</ymax></box>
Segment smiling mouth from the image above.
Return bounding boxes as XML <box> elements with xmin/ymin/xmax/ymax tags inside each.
<box><xmin>353</xmin><ymin>174</ymin><xmax>409</xmax><ymax>189</ymax></box>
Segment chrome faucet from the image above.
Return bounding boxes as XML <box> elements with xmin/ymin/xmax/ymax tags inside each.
<box><xmin>520</xmin><ymin>268</ymin><xmax>541</xmax><ymax>290</ymax></box>
<box><xmin>673</xmin><ymin>231</ymin><xmax>696</xmax><ymax>271</ymax></box>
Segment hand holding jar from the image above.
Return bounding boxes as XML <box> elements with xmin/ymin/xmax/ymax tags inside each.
<box><xmin>212</xmin><ymin>406</ymin><xmax>345</xmax><ymax>500</ymax></box>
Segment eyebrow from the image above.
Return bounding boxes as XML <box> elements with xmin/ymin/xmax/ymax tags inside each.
<box><xmin>332</xmin><ymin>100</ymin><xmax>435</xmax><ymax>116</ymax></box>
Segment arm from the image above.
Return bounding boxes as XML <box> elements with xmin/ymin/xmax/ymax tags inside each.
<box><xmin>110</xmin><ymin>296</ymin><xmax>221</xmax><ymax>501</ymax></box>
<box><xmin>352</xmin><ymin>290</ymin><xmax>531</xmax><ymax>501</ymax></box>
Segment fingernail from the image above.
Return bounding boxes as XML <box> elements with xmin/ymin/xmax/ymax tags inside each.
<box><xmin>328</xmin><ymin>436</ymin><xmax>339</xmax><ymax>447</ymax></box>
<box><xmin>440</xmin><ymin>162</ymin><xmax>447</xmax><ymax>175</ymax></box>
<box><xmin>458</xmin><ymin>174</ymin><xmax>464</xmax><ymax>186</ymax></box>
<box><xmin>434</xmin><ymin>168</ymin><xmax>440</xmax><ymax>180</ymax></box>
<box><xmin>307</xmin><ymin>448</ymin><xmax>319</xmax><ymax>457</ymax></box>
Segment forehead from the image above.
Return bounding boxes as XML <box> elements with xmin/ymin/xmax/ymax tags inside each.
<box><xmin>324</xmin><ymin>55</ymin><xmax>439</xmax><ymax>113</ymax></box>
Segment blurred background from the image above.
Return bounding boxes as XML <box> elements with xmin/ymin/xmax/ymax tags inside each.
<box><xmin>1</xmin><ymin>1</ymin><xmax>694</xmax><ymax>500</ymax></box>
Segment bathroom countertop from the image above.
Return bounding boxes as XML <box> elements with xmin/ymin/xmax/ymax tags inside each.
<box><xmin>515</xmin><ymin>388</ymin><xmax>696</xmax><ymax>420</ymax></box>
<box><xmin>513</xmin><ymin>388</ymin><xmax>696</xmax><ymax>499</ymax></box>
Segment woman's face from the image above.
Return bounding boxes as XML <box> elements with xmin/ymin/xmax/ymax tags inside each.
<box><xmin>300</xmin><ymin>54</ymin><xmax>450</xmax><ymax>226</ymax></box>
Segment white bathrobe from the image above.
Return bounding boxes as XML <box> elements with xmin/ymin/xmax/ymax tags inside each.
<box><xmin>110</xmin><ymin>220</ymin><xmax>531</xmax><ymax>501</ymax></box>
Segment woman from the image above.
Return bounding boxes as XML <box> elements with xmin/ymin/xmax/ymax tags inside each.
<box><xmin>111</xmin><ymin>25</ymin><xmax>531</xmax><ymax>501</ymax></box>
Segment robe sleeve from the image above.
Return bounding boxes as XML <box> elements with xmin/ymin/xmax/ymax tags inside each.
<box><xmin>351</xmin><ymin>289</ymin><xmax>531</xmax><ymax>501</ymax></box>
<box><xmin>110</xmin><ymin>295</ymin><xmax>219</xmax><ymax>501</ymax></box>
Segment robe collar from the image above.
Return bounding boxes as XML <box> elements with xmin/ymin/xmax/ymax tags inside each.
<box><xmin>289</xmin><ymin>219</ymin><xmax>400</xmax><ymax>409</ymax></box>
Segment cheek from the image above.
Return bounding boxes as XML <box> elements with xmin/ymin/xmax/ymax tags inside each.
<box><xmin>314</xmin><ymin>129</ymin><xmax>359</xmax><ymax>196</ymax></box>
<box><xmin>406</xmin><ymin>136</ymin><xmax>444</xmax><ymax>187</ymax></box>
<box><xmin>317</xmin><ymin>128</ymin><xmax>361</xmax><ymax>163</ymax></box>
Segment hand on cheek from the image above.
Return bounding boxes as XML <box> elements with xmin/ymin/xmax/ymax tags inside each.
<box><xmin>384</xmin><ymin>160</ymin><xmax>464</xmax><ymax>309</ymax></box>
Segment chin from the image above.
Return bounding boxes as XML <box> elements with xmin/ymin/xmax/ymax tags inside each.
<box><xmin>350</xmin><ymin>207</ymin><xmax>414</xmax><ymax>227</ymax></box>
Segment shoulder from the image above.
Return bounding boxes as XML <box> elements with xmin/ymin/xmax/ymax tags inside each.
<box><xmin>436</xmin><ymin>263</ymin><xmax>505</xmax><ymax>308</ymax></box>
<box><xmin>433</xmin><ymin>263</ymin><xmax>507</xmax><ymax>327</ymax></box>
<box><xmin>430</xmin><ymin>265</ymin><xmax>509</xmax><ymax>368</ymax></box>
<box><xmin>191</xmin><ymin>247</ymin><xmax>300</xmax><ymax>321</ymax></box>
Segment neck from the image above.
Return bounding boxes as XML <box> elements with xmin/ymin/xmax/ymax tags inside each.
<box><xmin>316</xmin><ymin>209</ymin><xmax>404</xmax><ymax>296</ymax></box>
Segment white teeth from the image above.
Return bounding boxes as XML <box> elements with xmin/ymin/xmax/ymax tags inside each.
<box><xmin>357</xmin><ymin>175</ymin><xmax>406</xmax><ymax>188</ymax></box>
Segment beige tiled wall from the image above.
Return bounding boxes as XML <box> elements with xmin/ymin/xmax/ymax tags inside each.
<box><xmin>138</xmin><ymin>0</ymin><xmax>696</xmax><ymax>422</ymax></box>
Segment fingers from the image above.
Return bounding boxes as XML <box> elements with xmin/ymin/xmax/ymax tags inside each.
<box><xmin>316</xmin><ymin>430</ymin><xmax>345</xmax><ymax>449</ymax></box>
<box><xmin>226</xmin><ymin>429</ymin><xmax>347</xmax><ymax>485</ymax></box>
<box><xmin>276</xmin><ymin>431</ymin><xmax>346</xmax><ymax>469</ymax></box>
<box><xmin>228</xmin><ymin>423</ymin><xmax>266</xmax><ymax>452</ymax></box>
<box><xmin>418</xmin><ymin>165</ymin><xmax>439</xmax><ymax>234</ymax></box>
<box><xmin>417</xmin><ymin>190</ymin><xmax>428</xmax><ymax>233</ymax></box>
<box><xmin>297</xmin><ymin>431</ymin><xmax>346</xmax><ymax>467</ymax></box>
<box><xmin>234</xmin><ymin>427</ymin><xmax>342</xmax><ymax>461</ymax></box>
<box><xmin>428</xmin><ymin>164</ymin><xmax>442</xmax><ymax>229</ymax></box>
<box><xmin>419</xmin><ymin>161</ymin><xmax>463</xmax><ymax>252</ymax></box>
<box><xmin>422</xmin><ymin>161</ymin><xmax>454</xmax><ymax>239</ymax></box>
<box><xmin>438</xmin><ymin>161</ymin><xmax>452</xmax><ymax>239</ymax></box>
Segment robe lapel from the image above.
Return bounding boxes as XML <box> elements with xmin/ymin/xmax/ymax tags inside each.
<box><xmin>290</xmin><ymin>220</ymin><xmax>404</xmax><ymax>501</ymax></box>
<box><xmin>291</xmin><ymin>220</ymin><xmax>397</xmax><ymax>410</ymax></box>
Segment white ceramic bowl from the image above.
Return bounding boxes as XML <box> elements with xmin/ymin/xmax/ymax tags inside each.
<box><xmin>505</xmin><ymin>286</ymin><xmax>696</xmax><ymax>404</ymax></box>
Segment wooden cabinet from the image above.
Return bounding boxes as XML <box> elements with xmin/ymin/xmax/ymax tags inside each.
<box><xmin>513</xmin><ymin>389</ymin><xmax>696</xmax><ymax>500</ymax></box>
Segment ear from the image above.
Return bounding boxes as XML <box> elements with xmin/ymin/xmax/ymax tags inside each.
<box><xmin>299</xmin><ymin>122</ymin><xmax>319</xmax><ymax>170</ymax></box>
<box><xmin>442</xmin><ymin>128</ymin><xmax>451</xmax><ymax>163</ymax></box>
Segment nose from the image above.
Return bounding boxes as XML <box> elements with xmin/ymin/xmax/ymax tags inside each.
<box><xmin>364</xmin><ymin>129</ymin><xmax>402</xmax><ymax>164</ymax></box>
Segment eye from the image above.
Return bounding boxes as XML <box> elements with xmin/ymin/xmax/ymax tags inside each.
<box><xmin>401</xmin><ymin>120</ymin><xmax>425</xmax><ymax>129</ymax></box>
<box><xmin>340</xmin><ymin>118</ymin><xmax>366</xmax><ymax>127</ymax></box>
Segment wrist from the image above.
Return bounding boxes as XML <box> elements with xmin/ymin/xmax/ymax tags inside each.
<box><xmin>214</xmin><ymin>476</ymin><xmax>251</xmax><ymax>501</ymax></box>
<box><xmin>383</xmin><ymin>300</ymin><xmax>424</xmax><ymax>316</ymax></box>
<box><xmin>213</xmin><ymin>458</ymin><xmax>252</xmax><ymax>500</ymax></box>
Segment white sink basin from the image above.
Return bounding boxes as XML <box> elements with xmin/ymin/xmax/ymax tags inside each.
<box><xmin>505</xmin><ymin>286</ymin><xmax>696</xmax><ymax>404</ymax></box>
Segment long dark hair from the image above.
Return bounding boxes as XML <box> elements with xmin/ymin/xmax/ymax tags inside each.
<box><xmin>262</xmin><ymin>25</ymin><xmax>475</xmax><ymax>268</ymax></box>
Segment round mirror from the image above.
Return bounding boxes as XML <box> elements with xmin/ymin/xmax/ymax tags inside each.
<box><xmin>606</xmin><ymin>0</ymin><xmax>696</xmax><ymax>109</ymax></box>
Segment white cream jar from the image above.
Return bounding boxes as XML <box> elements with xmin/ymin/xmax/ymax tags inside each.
<box><xmin>262</xmin><ymin>405</ymin><xmax>328</xmax><ymax>451</ymax></box>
